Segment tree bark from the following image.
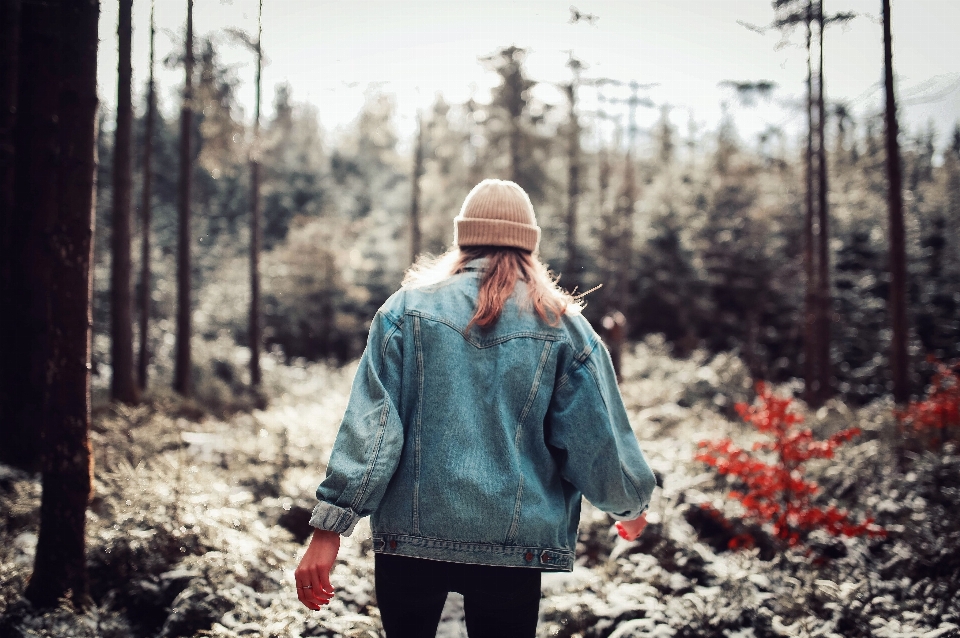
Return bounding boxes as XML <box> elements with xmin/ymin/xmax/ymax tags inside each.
<box><xmin>815</xmin><ymin>0</ymin><xmax>832</xmax><ymax>403</ymax></box>
<box><xmin>249</xmin><ymin>0</ymin><xmax>262</xmax><ymax>389</ymax></box>
<box><xmin>409</xmin><ymin>109</ymin><xmax>424</xmax><ymax>265</ymax></box>
<box><xmin>174</xmin><ymin>0</ymin><xmax>193</xmax><ymax>396</ymax></box>
<box><xmin>137</xmin><ymin>0</ymin><xmax>155</xmax><ymax>390</ymax></box>
<box><xmin>5</xmin><ymin>0</ymin><xmax>59</xmax><ymax>474</ymax></box>
<box><xmin>883</xmin><ymin>0</ymin><xmax>909</xmax><ymax>403</ymax></box>
<box><xmin>803</xmin><ymin>1</ymin><xmax>819</xmax><ymax>405</ymax></box>
<box><xmin>110</xmin><ymin>0</ymin><xmax>137</xmax><ymax>404</ymax></box>
<box><xmin>0</xmin><ymin>0</ymin><xmax>26</xmax><ymax>469</ymax></box>
<box><xmin>23</xmin><ymin>0</ymin><xmax>99</xmax><ymax>609</ymax></box>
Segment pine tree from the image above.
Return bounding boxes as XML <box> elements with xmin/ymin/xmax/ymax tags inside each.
<box><xmin>883</xmin><ymin>0</ymin><xmax>909</xmax><ymax>403</ymax></box>
<box><xmin>110</xmin><ymin>0</ymin><xmax>137</xmax><ymax>404</ymax></box>
<box><xmin>21</xmin><ymin>0</ymin><xmax>99</xmax><ymax>608</ymax></box>
<box><xmin>137</xmin><ymin>0</ymin><xmax>155</xmax><ymax>390</ymax></box>
<box><xmin>174</xmin><ymin>0</ymin><xmax>194</xmax><ymax>396</ymax></box>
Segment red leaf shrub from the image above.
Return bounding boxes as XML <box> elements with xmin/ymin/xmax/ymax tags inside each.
<box><xmin>696</xmin><ymin>382</ymin><xmax>885</xmax><ymax>549</ymax></box>
<box><xmin>897</xmin><ymin>359</ymin><xmax>960</xmax><ymax>450</ymax></box>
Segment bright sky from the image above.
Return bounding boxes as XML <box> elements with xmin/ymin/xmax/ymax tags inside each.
<box><xmin>97</xmin><ymin>0</ymin><xmax>960</xmax><ymax>152</ymax></box>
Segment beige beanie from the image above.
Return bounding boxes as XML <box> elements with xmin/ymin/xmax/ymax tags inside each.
<box><xmin>454</xmin><ymin>179</ymin><xmax>541</xmax><ymax>252</ymax></box>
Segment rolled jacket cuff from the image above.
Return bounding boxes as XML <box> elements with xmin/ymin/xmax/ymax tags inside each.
<box><xmin>309</xmin><ymin>501</ymin><xmax>360</xmax><ymax>537</ymax></box>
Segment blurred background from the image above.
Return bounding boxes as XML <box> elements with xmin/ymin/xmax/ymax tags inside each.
<box><xmin>88</xmin><ymin>0</ymin><xmax>960</xmax><ymax>404</ymax></box>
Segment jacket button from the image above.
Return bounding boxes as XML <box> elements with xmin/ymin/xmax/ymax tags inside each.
<box><xmin>524</xmin><ymin>551</ymin><xmax>533</xmax><ymax>562</ymax></box>
<box><xmin>541</xmin><ymin>552</ymin><xmax>550</xmax><ymax>563</ymax></box>
<box><xmin>389</xmin><ymin>540</ymin><xmax>397</xmax><ymax>549</ymax></box>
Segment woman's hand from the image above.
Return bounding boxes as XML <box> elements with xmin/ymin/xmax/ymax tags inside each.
<box><xmin>615</xmin><ymin>512</ymin><xmax>648</xmax><ymax>541</ymax></box>
<box><xmin>294</xmin><ymin>529</ymin><xmax>340</xmax><ymax>610</ymax></box>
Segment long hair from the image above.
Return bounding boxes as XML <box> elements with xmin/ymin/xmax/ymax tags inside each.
<box><xmin>403</xmin><ymin>246</ymin><xmax>581</xmax><ymax>330</ymax></box>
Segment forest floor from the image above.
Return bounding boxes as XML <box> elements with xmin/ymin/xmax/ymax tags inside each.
<box><xmin>1</xmin><ymin>337</ymin><xmax>959</xmax><ymax>638</ymax></box>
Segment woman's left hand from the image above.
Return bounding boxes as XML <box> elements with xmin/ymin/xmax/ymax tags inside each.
<box><xmin>294</xmin><ymin>529</ymin><xmax>340</xmax><ymax>609</ymax></box>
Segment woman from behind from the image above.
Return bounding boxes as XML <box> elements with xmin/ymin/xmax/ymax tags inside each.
<box><xmin>295</xmin><ymin>179</ymin><xmax>655</xmax><ymax>637</ymax></box>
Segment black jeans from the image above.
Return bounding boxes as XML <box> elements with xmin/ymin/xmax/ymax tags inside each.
<box><xmin>374</xmin><ymin>553</ymin><xmax>542</xmax><ymax>638</ymax></box>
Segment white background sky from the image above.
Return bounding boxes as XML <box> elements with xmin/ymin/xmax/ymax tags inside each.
<box><xmin>96</xmin><ymin>0</ymin><xmax>960</xmax><ymax>153</ymax></box>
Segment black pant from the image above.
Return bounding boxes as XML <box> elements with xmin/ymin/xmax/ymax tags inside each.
<box><xmin>374</xmin><ymin>553</ymin><xmax>542</xmax><ymax>638</ymax></box>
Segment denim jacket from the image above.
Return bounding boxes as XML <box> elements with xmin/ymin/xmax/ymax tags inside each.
<box><xmin>309</xmin><ymin>260</ymin><xmax>656</xmax><ymax>571</ymax></box>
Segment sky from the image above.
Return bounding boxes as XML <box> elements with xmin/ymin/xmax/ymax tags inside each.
<box><xmin>96</xmin><ymin>0</ymin><xmax>960</xmax><ymax>153</ymax></box>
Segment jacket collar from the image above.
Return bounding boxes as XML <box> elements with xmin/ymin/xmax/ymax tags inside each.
<box><xmin>462</xmin><ymin>257</ymin><xmax>488</xmax><ymax>273</ymax></box>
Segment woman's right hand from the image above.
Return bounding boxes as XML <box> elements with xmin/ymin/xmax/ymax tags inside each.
<box><xmin>615</xmin><ymin>513</ymin><xmax>648</xmax><ymax>541</ymax></box>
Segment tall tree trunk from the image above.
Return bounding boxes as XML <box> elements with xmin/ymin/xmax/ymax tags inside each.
<box><xmin>23</xmin><ymin>0</ymin><xmax>99</xmax><ymax>609</ymax></box>
<box><xmin>565</xmin><ymin>81</ymin><xmax>580</xmax><ymax>288</ymax></box>
<box><xmin>137</xmin><ymin>0</ymin><xmax>154</xmax><ymax>390</ymax></box>
<box><xmin>815</xmin><ymin>1</ymin><xmax>832</xmax><ymax>403</ymax></box>
<box><xmin>409</xmin><ymin>109</ymin><xmax>424</xmax><ymax>264</ymax></box>
<box><xmin>6</xmin><ymin>0</ymin><xmax>59</xmax><ymax>474</ymax></box>
<box><xmin>803</xmin><ymin>1</ymin><xmax>819</xmax><ymax>405</ymax></box>
<box><xmin>174</xmin><ymin>0</ymin><xmax>194</xmax><ymax>396</ymax></box>
<box><xmin>249</xmin><ymin>0</ymin><xmax>262</xmax><ymax>389</ymax></box>
<box><xmin>110</xmin><ymin>0</ymin><xmax>137</xmax><ymax>404</ymax></box>
<box><xmin>0</xmin><ymin>0</ymin><xmax>25</xmax><ymax>469</ymax></box>
<box><xmin>616</xmin><ymin>151</ymin><xmax>636</xmax><ymax>309</ymax></box>
<box><xmin>883</xmin><ymin>0</ymin><xmax>908</xmax><ymax>403</ymax></box>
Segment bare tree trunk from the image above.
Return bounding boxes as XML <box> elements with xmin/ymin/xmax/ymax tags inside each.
<box><xmin>0</xmin><ymin>0</ymin><xmax>24</xmax><ymax>468</ymax></box>
<box><xmin>409</xmin><ymin>109</ymin><xmax>424</xmax><ymax>264</ymax></box>
<box><xmin>174</xmin><ymin>0</ymin><xmax>194</xmax><ymax>396</ymax></box>
<box><xmin>110</xmin><ymin>0</ymin><xmax>137</xmax><ymax>404</ymax></box>
<box><xmin>6</xmin><ymin>0</ymin><xmax>59</xmax><ymax>475</ymax></box>
<box><xmin>249</xmin><ymin>0</ymin><xmax>262</xmax><ymax>389</ymax></box>
<box><xmin>883</xmin><ymin>0</ymin><xmax>909</xmax><ymax>403</ymax></box>
<box><xmin>23</xmin><ymin>0</ymin><xmax>99</xmax><ymax>609</ymax></box>
<box><xmin>615</xmin><ymin>151</ymin><xmax>636</xmax><ymax>309</ymax></box>
<box><xmin>815</xmin><ymin>1</ymin><xmax>832</xmax><ymax>403</ymax></box>
<box><xmin>565</xmin><ymin>81</ymin><xmax>580</xmax><ymax>288</ymax></box>
<box><xmin>803</xmin><ymin>2</ymin><xmax>819</xmax><ymax>405</ymax></box>
<box><xmin>137</xmin><ymin>0</ymin><xmax>155</xmax><ymax>390</ymax></box>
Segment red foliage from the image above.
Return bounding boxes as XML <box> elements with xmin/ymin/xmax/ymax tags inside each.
<box><xmin>897</xmin><ymin>359</ymin><xmax>960</xmax><ymax>449</ymax></box>
<box><xmin>696</xmin><ymin>382</ymin><xmax>885</xmax><ymax>549</ymax></box>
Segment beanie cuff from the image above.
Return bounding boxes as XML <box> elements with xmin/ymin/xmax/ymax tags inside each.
<box><xmin>454</xmin><ymin>218</ymin><xmax>540</xmax><ymax>252</ymax></box>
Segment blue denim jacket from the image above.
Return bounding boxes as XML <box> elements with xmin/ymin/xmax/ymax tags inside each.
<box><xmin>309</xmin><ymin>260</ymin><xmax>656</xmax><ymax>571</ymax></box>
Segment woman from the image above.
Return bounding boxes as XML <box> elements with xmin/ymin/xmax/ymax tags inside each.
<box><xmin>295</xmin><ymin>179</ymin><xmax>656</xmax><ymax>637</ymax></box>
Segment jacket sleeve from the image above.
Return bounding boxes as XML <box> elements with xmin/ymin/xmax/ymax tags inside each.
<box><xmin>309</xmin><ymin>306</ymin><xmax>405</xmax><ymax>536</ymax></box>
<box><xmin>545</xmin><ymin>338</ymin><xmax>656</xmax><ymax>520</ymax></box>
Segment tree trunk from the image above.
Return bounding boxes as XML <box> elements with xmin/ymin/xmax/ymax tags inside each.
<box><xmin>565</xmin><ymin>82</ymin><xmax>580</xmax><ymax>289</ymax></box>
<box><xmin>803</xmin><ymin>1</ymin><xmax>819</xmax><ymax>405</ymax></box>
<box><xmin>815</xmin><ymin>1</ymin><xmax>832</xmax><ymax>403</ymax></box>
<box><xmin>23</xmin><ymin>0</ymin><xmax>99</xmax><ymax>609</ymax></box>
<box><xmin>883</xmin><ymin>0</ymin><xmax>909</xmax><ymax>403</ymax></box>
<box><xmin>110</xmin><ymin>0</ymin><xmax>137</xmax><ymax>404</ymax></box>
<box><xmin>249</xmin><ymin>0</ymin><xmax>262</xmax><ymax>389</ymax></box>
<box><xmin>174</xmin><ymin>0</ymin><xmax>194</xmax><ymax>396</ymax></box>
<box><xmin>0</xmin><ymin>0</ymin><xmax>25</xmax><ymax>469</ymax></box>
<box><xmin>409</xmin><ymin>109</ymin><xmax>424</xmax><ymax>265</ymax></box>
<box><xmin>137</xmin><ymin>1</ymin><xmax>155</xmax><ymax>390</ymax></box>
<box><xmin>5</xmin><ymin>0</ymin><xmax>59</xmax><ymax>474</ymax></box>
<box><xmin>615</xmin><ymin>151</ymin><xmax>636</xmax><ymax>311</ymax></box>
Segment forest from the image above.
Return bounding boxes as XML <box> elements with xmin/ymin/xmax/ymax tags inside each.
<box><xmin>1</xmin><ymin>0</ymin><xmax>959</xmax><ymax>637</ymax></box>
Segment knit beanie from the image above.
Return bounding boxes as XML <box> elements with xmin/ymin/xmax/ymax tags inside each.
<box><xmin>453</xmin><ymin>179</ymin><xmax>541</xmax><ymax>253</ymax></box>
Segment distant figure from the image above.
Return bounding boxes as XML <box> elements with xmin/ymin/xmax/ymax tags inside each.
<box><xmin>295</xmin><ymin>179</ymin><xmax>656</xmax><ymax>637</ymax></box>
<box><xmin>601</xmin><ymin>310</ymin><xmax>627</xmax><ymax>382</ymax></box>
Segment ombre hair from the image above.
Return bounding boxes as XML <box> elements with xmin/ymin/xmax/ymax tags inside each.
<box><xmin>402</xmin><ymin>246</ymin><xmax>582</xmax><ymax>330</ymax></box>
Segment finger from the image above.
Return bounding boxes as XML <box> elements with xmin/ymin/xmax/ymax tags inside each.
<box><xmin>299</xmin><ymin>584</ymin><xmax>325</xmax><ymax>610</ymax></box>
<box><xmin>296</xmin><ymin>581</ymin><xmax>317</xmax><ymax>610</ymax></box>
<box><xmin>318</xmin><ymin>568</ymin><xmax>335</xmax><ymax>597</ymax></box>
<box><xmin>310</xmin><ymin>568</ymin><xmax>334</xmax><ymax>606</ymax></box>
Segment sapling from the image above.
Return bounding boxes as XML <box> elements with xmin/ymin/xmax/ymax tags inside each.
<box><xmin>696</xmin><ymin>382</ymin><xmax>884</xmax><ymax>549</ymax></box>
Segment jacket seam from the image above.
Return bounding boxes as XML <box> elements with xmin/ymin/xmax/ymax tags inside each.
<box><xmin>556</xmin><ymin>337</ymin><xmax>599</xmax><ymax>389</ymax></box>
<box><xmin>406</xmin><ymin>310</ymin><xmax>564</xmax><ymax>348</ymax></box>
<box><xmin>412</xmin><ymin>315</ymin><xmax>424</xmax><ymax>535</ymax></box>
<box><xmin>516</xmin><ymin>340</ymin><xmax>553</xmax><ymax>444</ymax></box>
